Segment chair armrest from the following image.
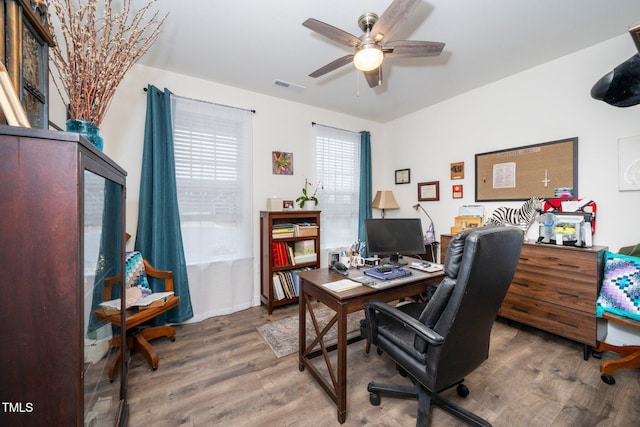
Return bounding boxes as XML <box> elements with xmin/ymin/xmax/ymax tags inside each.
<box><xmin>103</xmin><ymin>274</ymin><xmax>121</xmax><ymax>301</ymax></box>
<box><xmin>365</xmin><ymin>300</ymin><xmax>444</xmax><ymax>346</ymax></box>
<box><xmin>142</xmin><ymin>258</ymin><xmax>174</xmax><ymax>292</ymax></box>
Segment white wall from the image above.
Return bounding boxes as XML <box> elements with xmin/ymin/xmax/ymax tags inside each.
<box><xmin>383</xmin><ymin>34</ymin><xmax>640</xmax><ymax>255</ymax></box>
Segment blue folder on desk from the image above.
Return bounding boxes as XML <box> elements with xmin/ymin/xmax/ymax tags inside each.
<box><xmin>364</xmin><ymin>267</ymin><xmax>412</xmax><ymax>281</ymax></box>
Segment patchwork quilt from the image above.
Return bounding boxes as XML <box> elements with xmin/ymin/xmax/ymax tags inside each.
<box><xmin>596</xmin><ymin>251</ymin><xmax>640</xmax><ymax>322</ymax></box>
<box><xmin>125</xmin><ymin>251</ymin><xmax>153</xmax><ymax>297</ymax></box>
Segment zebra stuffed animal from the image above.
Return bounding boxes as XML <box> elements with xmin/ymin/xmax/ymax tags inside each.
<box><xmin>486</xmin><ymin>197</ymin><xmax>545</xmax><ymax>229</ymax></box>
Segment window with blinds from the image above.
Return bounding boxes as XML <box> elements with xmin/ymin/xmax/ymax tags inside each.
<box><xmin>314</xmin><ymin>124</ymin><xmax>361</xmax><ymax>249</ymax></box>
<box><xmin>171</xmin><ymin>95</ymin><xmax>253</xmax><ymax>263</ymax></box>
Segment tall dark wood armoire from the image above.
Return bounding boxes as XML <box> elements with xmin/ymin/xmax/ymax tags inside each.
<box><xmin>0</xmin><ymin>126</ymin><xmax>128</xmax><ymax>426</ymax></box>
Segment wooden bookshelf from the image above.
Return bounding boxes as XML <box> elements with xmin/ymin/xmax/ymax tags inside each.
<box><xmin>260</xmin><ymin>210</ymin><xmax>321</xmax><ymax>314</ymax></box>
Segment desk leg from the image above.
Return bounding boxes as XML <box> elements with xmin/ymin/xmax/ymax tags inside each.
<box><xmin>299</xmin><ymin>280</ymin><xmax>307</xmax><ymax>372</ymax></box>
<box><xmin>336</xmin><ymin>305</ymin><xmax>348</xmax><ymax>424</ymax></box>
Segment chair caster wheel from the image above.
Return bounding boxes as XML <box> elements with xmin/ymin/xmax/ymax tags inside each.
<box><xmin>152</xmin><ymin>366</ymin><xmax>158</xmax><ymax>371</ymax></box>
<box><xmin>592</xmin><ymin>351</ymin><xmax>602</xmax><ymax>359</ymax></box>
<box><xmin>456</xmin><ymin>383</ymin><xmax>469</xmax><ymax>397</ymax></box>
<box><xmin>398</xmin><ymin>367</ymin><xmax>408</xmax><ymax>377</ymax></box>
<box><xmin>170</xmin><ymin>337</ymin><xmax>176</xmax><ymax>342</ymax></box>
<box><xmin>601</xmin><ymin>374</ymin><xmax>615</xmax><ymax>385</ymax></box>
<box><xmin>369</xmin><ymin>392</ymin><xmax>381</xmax><ymax>406</ymax></box>
<box><xmin>376</xmin><ymin>347</ymin><xmax>383</xmax><ymax>356</ymax></box>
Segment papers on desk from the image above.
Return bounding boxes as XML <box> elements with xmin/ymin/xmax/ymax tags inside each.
<box><xmin>99</xmin><ymin>291</ymin><xmax>174</xmax><ymax>313</ymax></box>
<box><xmin>322</xmin><ymin>279</ymin><xmax>362</xmax><ymax>292</ymax></box>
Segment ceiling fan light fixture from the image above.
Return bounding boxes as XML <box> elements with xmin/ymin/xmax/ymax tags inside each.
<box><xmin>354</xmin><ymin>45</ymin><xmax>383</xmax><ymax>71</ymax></box>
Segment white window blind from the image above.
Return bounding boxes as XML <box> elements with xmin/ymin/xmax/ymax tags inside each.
<box><xmin>171</xmin><ymin>95</ymin><xmax>254</xmax><ymax>320</ymax></box>
<box><xmin>171</xmin><ymin>95</ymin><xmax>253</xmax><ymax>263</ymax></box>
<box><xmin>313</xmin><ymin>124</ymin><xmax>361</xmax><ymax>249</ymax></box>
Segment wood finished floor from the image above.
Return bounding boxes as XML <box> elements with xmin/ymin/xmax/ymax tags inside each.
<box><xmin>125</xmin><ymin>303</ymin><xmax>640</xmax><ymax>426</ymax></box>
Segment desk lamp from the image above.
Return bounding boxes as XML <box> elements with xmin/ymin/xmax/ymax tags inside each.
<box><xmin>372</xmin><ymin>191</ymin><xmax>399</xmax><ymax>218</ymax></box>
<box><xmin>413</xmin><ymin>203</ymin><xmax>438</xmax><ymax>261</ymax></box>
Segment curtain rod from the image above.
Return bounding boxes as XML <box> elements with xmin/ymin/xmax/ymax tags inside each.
<box><xmin>143</xmin><ymin>87</ymin><xmax>255</xmax><ymax>113</ymax></box>
<box><xmin>311</xmin><ymin>121</ymin><xmax>361</xmax><ymax>135</ymax></box>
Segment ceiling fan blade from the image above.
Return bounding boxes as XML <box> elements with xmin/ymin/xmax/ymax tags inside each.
<box><xmin>384</xmin><ymin>40</ymin><xmax>445</xmax><ymax>58</ymax></box>
<box><xmin>364</xmin><ymin>67</ymin><xmax>382</xmax><ymax>88</ymax></box>
<box><xmin>303</xmin><ymin>18</ymin><xmax>361</xmax><ymax>47</ymax></box>
<box><xmin>371</xmin><ymin>0</ymin><xmax>420</xmax><ymax>42</ymax></box>
<box><xmin>309</xmin><ymin>54</ymin><xmax>355</xmax><ymax>78</ymax></box>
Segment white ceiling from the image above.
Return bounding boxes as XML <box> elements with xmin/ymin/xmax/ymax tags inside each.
<box><xmin>138</xmin><ymin>0</ymin><xmax>640</xmax><ymax>123</ymax></box>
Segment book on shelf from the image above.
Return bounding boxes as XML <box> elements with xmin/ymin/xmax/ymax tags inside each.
<box><xmin>272</xmin><ymin>223</ymin><xmax>296</xmax><ymax>239</ymax></box>
<box><xmin>271</xmin><ymin>268</ymin><xmax>312</xmax><ymax>300</ymax></box>
<box><xmin>272</xmin><ymin>273</ymin><xmax>285</xmax><ymax>300</ymax></box>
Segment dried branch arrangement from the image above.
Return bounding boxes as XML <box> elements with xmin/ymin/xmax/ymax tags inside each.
<box><xmin>46</xmin><ymin>0</ymin><xmax>168</xmax><ymax>126</ymax></box>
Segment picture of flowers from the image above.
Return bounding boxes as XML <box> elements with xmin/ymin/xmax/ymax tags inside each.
<box><xmin>272</xmin><ymin>151</ymin><xmax>293</xmax><ymax>175</ymax></box>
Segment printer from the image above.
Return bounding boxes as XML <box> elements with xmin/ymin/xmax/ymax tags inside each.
<box><xmin>535</xmin><ymin>212</ymin><xmax>593</xmax><ymax>247</ymax></box>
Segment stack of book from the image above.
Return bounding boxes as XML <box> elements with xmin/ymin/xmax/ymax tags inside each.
<box><xmin>272</xmin><ymin>241</ymin><xmax>295</xmax><ymax>266</ymax></box>
<box><xmin>272</xmin><ymin>223</ymin><xmax>295</xmax><ymax>239</ymax></box>
<box><xmin>272</xmin><ymin>267</ymin><xmax>312</xmax><ymax>300</ymax></box>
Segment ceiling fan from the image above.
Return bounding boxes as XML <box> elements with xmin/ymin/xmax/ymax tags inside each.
<box><xmin>302</xmin><ymin>0</ymin><xmax>445</xmax><ymax>88</ymax></box>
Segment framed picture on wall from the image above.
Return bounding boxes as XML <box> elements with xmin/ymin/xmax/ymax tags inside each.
<box><xmin>395</xmin><ymin>168</ymin><xmax>410</xmax><ymax>184</ymax></box>
<box><xmin>452</xmin><ymin>184</ymin><xmax>463</xmax><ymax>199</ymax></box>
<box><xmin>450</xmin><ymin>162</ymin><xmax>464</xmax><ymax>180</ymax></box>
<box><xmin>418</xmin><ymin>181</ymin><xmax>439</xmax><ymax>201</ymax></box>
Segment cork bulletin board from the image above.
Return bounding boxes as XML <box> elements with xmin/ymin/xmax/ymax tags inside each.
<box><xmin>475</xmin><ymin>137</ymin><xmax>578</xmax><ymax>201</ymax></box>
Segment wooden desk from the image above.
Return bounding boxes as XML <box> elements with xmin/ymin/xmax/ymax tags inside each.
<box><xmin>297</xmin><ymin>267</ymin><xmax>444</xmax><ymax>424</ymax></box>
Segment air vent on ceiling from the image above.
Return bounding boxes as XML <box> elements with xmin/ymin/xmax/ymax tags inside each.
<box><xmin>273</xmin><ymin>79</ymin><xmax>306</xmax><ymax>92</ymax></box>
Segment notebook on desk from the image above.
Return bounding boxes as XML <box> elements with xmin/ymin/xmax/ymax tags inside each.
<box><xmin>364</xmin><ymin>266</ymin><xmax>413</xmax><ymax>280</ymax></box>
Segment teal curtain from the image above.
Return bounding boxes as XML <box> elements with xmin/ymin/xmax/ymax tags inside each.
<box><xmin>358</xmin><ymin>131</ymin><xmax>372</xmax><ymax>254</ymax></box>
<box><xmin>135</xmin><ymin>85</ymin><xmax>193</xmax><ymax>323</ymax></box>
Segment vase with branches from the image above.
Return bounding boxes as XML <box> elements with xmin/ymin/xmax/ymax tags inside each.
<box><xmin>45</xmin><ymin>0</ymin><xmax>167</xmax><ymax>149</ymax></box>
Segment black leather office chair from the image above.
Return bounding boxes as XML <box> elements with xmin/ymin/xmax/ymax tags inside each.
<box><xmin>361</xmin><ymin>226</ymin><xmax>523</xmax><ymax>427</ymax></box>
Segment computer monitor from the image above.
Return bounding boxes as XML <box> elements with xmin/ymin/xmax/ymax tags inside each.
<box><xmin>365</xmin><ymin>218</ymin><xmax>425</xmax><ymax>265</ymax></box>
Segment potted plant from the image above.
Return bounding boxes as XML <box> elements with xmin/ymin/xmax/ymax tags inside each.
<box><xmin>296</xmin><ymin>179</ymin><xmax>320</xmax><ymax>209</ymax></box>
<box><xmin>46</xmin><ymin>0</ymin><xmax>167</xmax><ymax>150</ymax></box>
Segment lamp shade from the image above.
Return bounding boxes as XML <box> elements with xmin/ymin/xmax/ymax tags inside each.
<box><xmin>372</xmin><ymin>190</ymin><xmax>399</xmax><ymax>218</ymax></box>
<box><xmin>354</xmin><ymin>45</ymin><xmax>384</xmax><ymax>72</ymax></box>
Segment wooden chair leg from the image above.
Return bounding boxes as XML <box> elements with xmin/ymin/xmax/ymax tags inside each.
<box><xmin>132</xmin><ymin>325</ymin><xmax>176</xmax><ymax>370</ymax></box>
<box><xmin>595</xmin><ymin>342</ymin><xmax>640</xmax><ymax>375</ymax></box>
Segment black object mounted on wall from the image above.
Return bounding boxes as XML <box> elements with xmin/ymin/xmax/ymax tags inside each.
<box><xmin>591</xmin><ymin>22</ymin><xmax>640</xmax><ymax>107</ymax></box>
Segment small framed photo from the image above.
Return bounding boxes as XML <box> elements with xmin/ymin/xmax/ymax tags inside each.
<box><xmin>395</xmin><ymin>168</ymin><xmax>410</xmax><ymax>184</ymax></box>
<box><xmin>418</xmin><ymin>181</ymin><xmax>440</xmax><ymax>201</ymax></box>
<box><xmin>450</xmin><ymin>162</ymin><xmax>464</xmax><ymax>180</ymax></box>
<box><xmin>452</xmin><ymin>184</ymin><xmax>463</xmax><ymax>199</ymax></box>
<box><xmin>283</xmin><ymin>200</ymin><xmax>294</xmax><ymax>209</ymax></box>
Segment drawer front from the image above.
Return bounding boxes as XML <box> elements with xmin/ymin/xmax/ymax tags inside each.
<box><xmin>499</xmin><ymin>292</ymin><xmax>596</xmax><ymax>346</ymax></box>
<box><xmin>509</xmin><ymin>269</ymin><xmax>596</xmax><ymax>312</ymax></box>
<box><xmin>510</xmin><ymin>244</ymin><xmax>604</xmax><ymax>312</ymax></box>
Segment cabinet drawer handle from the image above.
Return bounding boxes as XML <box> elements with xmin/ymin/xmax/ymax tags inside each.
<box><xmin>512</xmin><ymin>281</ymin><xmax>529</xmax><ymax>287</ymax></box>
<box><xmin>511</xmin><ymin>306</ymin><xmax>529</xmax><ymax>314</ymax></box>
<box><xmin>557</xmin><ymin>263</ymin><xmax>580</xmax><ymax>269</ymax></box>
<box><xmin>556</xmin><ymin>290</ymin><xmax>579</xmax><ymax>298</ymax></box>
<box><xmin>519</xmin><ymin>257</ymin><xmax>529</xmax><ymax>262</ymax></box>
<box><xmin>557</xmin><ymin>319</ymin><xmax>579</xmax><ymax>328</ymax></box>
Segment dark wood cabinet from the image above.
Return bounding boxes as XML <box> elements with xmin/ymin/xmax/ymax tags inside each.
<box><xmin>441</xmin><ymin>234</ymin><xmax>607</xmax><ymax>354</ymax></box>
<box><xmin>0</xmin><ymin>126</ymin><xmax>128</xmax><ymax>426</ymax></box>
<box><xmin>260</xmin><ymin>210</ymin><xmax>321</xmax><ymax>314</ymax></box>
